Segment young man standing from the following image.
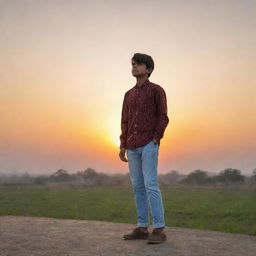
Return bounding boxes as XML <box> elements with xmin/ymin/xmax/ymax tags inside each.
<box><xmin>119</xmin><ymin>53</ymin><xmax>169</xmax><ymax>244</ymax></box>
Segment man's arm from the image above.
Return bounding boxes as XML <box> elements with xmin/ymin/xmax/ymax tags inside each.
<box><xmin>119</xmin><ymin>93</ymin><xmax>128</xmax><ymax>149</ymax></box>
<box><xmin>153</xmin><ymin>87</ymin><xmax>169</xmax><ymax>144</ymax></box>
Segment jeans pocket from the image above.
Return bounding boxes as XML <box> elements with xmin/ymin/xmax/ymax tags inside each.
<box><xmin>152</xmin><ymin>140</ymin><xmax>157</xmax><ymax>146</ymax></box>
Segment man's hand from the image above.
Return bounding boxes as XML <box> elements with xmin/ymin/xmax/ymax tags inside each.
<box><xmin>119</xmin><ymin>148</ymin><xmax>128</xmax><ymax>162</ymax></box>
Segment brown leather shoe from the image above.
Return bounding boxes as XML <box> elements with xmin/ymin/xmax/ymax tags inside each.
<box><xmin>147</xmin><ymin>227</ymin><xmax>167</xmax><ymax>244</ymax></box>
<box><xmin>123</xmin><ymin>227</ymin><xmax>149</xmax><ymax>240</ymax></box>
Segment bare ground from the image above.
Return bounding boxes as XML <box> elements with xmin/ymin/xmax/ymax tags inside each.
<box><xmin>0</xmin><ymin>216</ymin><xmax>255</xmax><ymax>256</ymax></box>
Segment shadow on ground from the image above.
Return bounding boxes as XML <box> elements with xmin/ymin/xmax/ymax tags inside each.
<box><xmin>0</xmin><ymin>216</ymin><xmax>255</xmax><ymax>256</ymax></box>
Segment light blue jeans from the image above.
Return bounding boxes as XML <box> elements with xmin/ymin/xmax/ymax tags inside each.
<box><xmin>127</xmin><ymin>140</ymin><xmax>165</xmax><ymax>229</ymax></box>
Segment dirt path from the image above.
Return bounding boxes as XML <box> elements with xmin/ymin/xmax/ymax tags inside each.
<box><xmin>0</xmin><ymin>216</ymin><xmax>255</xmax><ymax>256</ymax></box>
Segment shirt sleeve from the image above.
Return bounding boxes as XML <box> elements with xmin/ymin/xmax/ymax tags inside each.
<box><xmin>153</xmin><ymin>87</ymin><xmax>169</xmax><ymax>143</ymax></box>
<box><xmin>119</xmin><ymin>92</ymin><xmax>129</xmax><ymax>149</ymax></box>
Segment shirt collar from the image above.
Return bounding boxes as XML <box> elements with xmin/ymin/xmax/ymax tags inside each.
<box><xmin>134</xmin><ymin>78</ymin><xmax>150</xmax><ymax>89</ymax></box>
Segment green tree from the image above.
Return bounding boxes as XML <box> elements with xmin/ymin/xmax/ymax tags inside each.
<box><xmin>216</xmin><ymin>168</ymin><xmax>245</xmax><ymax>184</ymax></box>
<box><xmin>180</xmin><ymin>169</ymin><xmax>211</xmax><ymax>185</ymax></box>
<box><xmin>251</xmin><ymin>168</ymin><xmax>256</xmax><ymax>183</ymax></box>
<box><xmin>49</xmin><ymin>169</ymin><xmax>72</xmax><ymax>182</ymax></box>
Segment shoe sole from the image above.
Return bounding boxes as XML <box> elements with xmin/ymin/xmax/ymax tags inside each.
<box><xmin>147</xmin><ymin>237</ymin><xmax>167</xmax><ymax>244</ymax></box>
<box><xmin>147</xmin><ymin>240</ymin><xmax>165</xmax><ymax>244</ymax></box>
<box><xmin>123</xmin><ymin>236</ymin><xmax>149</xmax><ymax>240</ymax></box>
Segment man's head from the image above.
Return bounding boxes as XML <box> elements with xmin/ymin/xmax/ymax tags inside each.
<box><xmin>131</xmin><ymin>53</ymin><xmax>154</xmax><ymax>78</ymax></box>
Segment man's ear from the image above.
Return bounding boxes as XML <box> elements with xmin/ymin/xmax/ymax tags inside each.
<box><xmin>147</xmin><ymin>67</ymin><xmax>153</xmax><ymax>75</ymax></box>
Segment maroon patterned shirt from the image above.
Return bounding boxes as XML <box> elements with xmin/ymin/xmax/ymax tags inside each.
<box><xmin>119</xmin><ymin>78</ymin><xmax>169</xmax><ymax>150</ymax></box>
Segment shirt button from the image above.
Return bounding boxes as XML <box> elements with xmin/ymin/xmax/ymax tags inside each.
<box><xmin>135</xmin><ymin>112</ymin><xmax>138</xmax><ymax>115</ymax></box>
<box><xmin>135</xmin><ymin>124</ymin><xmax>137</xmax><ymax>127</ymax></box>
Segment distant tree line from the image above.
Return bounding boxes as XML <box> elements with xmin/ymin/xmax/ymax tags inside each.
<box><xmin>0</xmin><ymin>167</ymin><xmax>256</xmax><ymax>187</ymax></box>
<box><xmin>179</xmin><ymin>168</ymin><xmax>251</xmax><ymax>185</ymax></box>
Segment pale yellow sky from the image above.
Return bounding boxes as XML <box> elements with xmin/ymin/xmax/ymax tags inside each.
<box><xmin>0</xmin><ymin>0</ymin><xmax>255</xmax><ymax>175</ymax></box>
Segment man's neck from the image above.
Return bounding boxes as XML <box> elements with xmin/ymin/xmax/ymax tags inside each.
<box><xmin>136</xmin><ymin>76</ymin><xmax>149</xmax><ymax>87</ymax></box>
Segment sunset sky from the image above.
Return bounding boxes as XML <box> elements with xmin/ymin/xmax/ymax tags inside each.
<box><xmin>0</xmin><ymin>0</ymin><xmax>255</xmax><ymax>176</ymax></box>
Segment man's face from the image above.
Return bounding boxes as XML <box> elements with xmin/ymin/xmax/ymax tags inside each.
<box><xmin>131</xmin><ymin>60</ymin><xmax>149</xmax><ymax>78</ymax></box>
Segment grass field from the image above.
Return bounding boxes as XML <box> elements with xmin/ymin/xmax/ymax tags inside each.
<box><xmin>0</xmin><ymin>184</ymin><xmax>255</xmax><ymax>236</ymax></box>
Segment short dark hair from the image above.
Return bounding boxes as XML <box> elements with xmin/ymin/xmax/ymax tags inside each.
<box><xmin>131</xmin><ymin>53</ymin><xmax>154</xmax><ymax>78</ymax></box>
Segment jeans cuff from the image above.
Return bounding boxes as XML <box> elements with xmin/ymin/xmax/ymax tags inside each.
<box><xmin>137</xmin><ymin>222</ymin><xmax>149</xmax><ymax>228</ymax></box>
<box><xmin>152</xmin><ymin>223</ymin><xmax>165</xmax><ymax>228</ymax></box>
